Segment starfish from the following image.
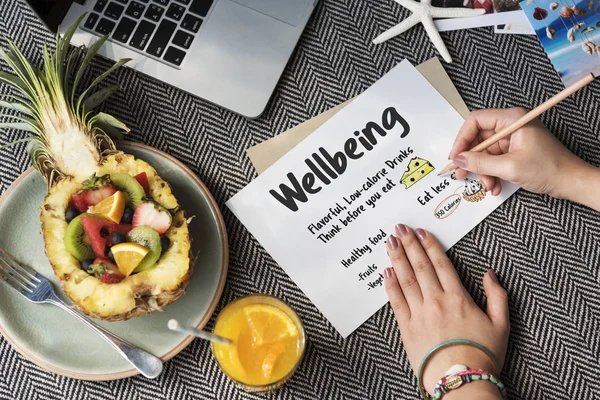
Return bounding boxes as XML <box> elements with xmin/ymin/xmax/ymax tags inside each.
<box><xmin>373</xmin><ymin>0</ymin><xmax>485</xmax><ymax>63</ymax></box>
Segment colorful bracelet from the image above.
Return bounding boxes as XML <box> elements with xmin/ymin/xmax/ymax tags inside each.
<box><xmin>430</xmin><ymin>369</ymin><xmax>506</xmax><ymax>399</ymax></box>
<box><xmin>417</xmin><ymin>339</ymin><xmax>501</xmax><ymax>399</ymax></box>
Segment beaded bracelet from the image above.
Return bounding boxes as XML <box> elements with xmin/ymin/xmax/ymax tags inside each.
<box><xmin>430</xmin><ymin>369</ymin><xmax>506</xmax><ymax>399</ymax></box>
<box><xmin>417</xmin><ymin>339</ymin><xmax>501</xmax><ymax>399</ymax></box>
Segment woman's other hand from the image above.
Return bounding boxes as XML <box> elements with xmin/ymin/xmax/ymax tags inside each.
<box><xmin>384</xmin><ymin>225</ymin><xmax>508</xmax><ymax>398</ymax></box>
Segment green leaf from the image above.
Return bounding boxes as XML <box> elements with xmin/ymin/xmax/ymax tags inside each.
<box><xmin>82</xmin><ymin>84</ymin><xmax>121</xmax><ymax>111</ymax></box>
<box><xmin>76</xmin><ymin>58</ymin><xmax>131</xmax><ymax>112</ymax></box>
<box><xmin>56</xmin><ymin>14</ymin><xmax>87</xmax><ymax>80</ymax></box>
<box><xmin>0</xmin><ymin>136</ymin><xmax>34</xmax><ymax>151</ymax></box>
<box><xmin>0</xmin><ymin>113</ymin><xmax>40</xmax><ymax>127</ymax></box>
<box><xmin>64</xmin><ymin>45</ymin><xmax>84</xmax><ymax>101</ymax></box>
<box><xmin>0</xmin><ymin>99</ymin><xmax>33</xmax><ymax>115</ymax></box>
<box><xmin>90</xmin><ymin>112</ymin><xmax>130</xmax><ymax>140</ymax></box>
<box><xmin>0</xmin><ymin>121</ymin><xmax>39</xmax><ymax>133</ymax></box>
<box><xmin>0</xmin><ymin>57</ymin><xmax>35</xmax><ymax>98</ymax></box>
<box><xmin>2</xmin><ymin>43</ymin><xmax>42</xmax><ymax>96</ymax></box>
<box><xmin>71</xmin><ymin>34</ymin><xmax>109</xmax><ymax>104</ymax></box>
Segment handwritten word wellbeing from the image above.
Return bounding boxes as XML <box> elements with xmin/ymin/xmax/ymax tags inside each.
<box><xmin>269</xmin><ymin>107</ymin><xmax>410</xmax><ymax>212</ymax></box>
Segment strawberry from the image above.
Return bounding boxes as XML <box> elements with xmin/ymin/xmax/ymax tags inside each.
<box><xmin>134</xmin><ymin>172</ymin><xmax>150</xmax><ymax>195</ymax></box>
<box><xmin>88</xmin><ymin>259</ymin><xmax>124</xmax><ymax>284</ymax></box>
<box><xmin>70</xmin><ymin>193</ymin><xmax>89</xmax><ymax>213</ymax></box>
<box><xmin>93</xmin><ymin>258</ymin><xmax>119</xmax><ymax>272</ymax></box>
<box><xmin>132</xmin><ymin>202</ymin><xmax>172</xmax><ymax>235</ymax></box>
<box><xmin>70</xmin><ymin>174</ymin><xmax>117</xmax><ymax>213</ymax></box>
<box><xmin>100</xmin><ymin>272</ymin><xmax>125</xmax><ymax>284</ymax></box>
<box><xmin>71</xmin><ymin>185</ymin><xmax>116</xmax><ymax>213</ymax></box>
<box><xmin>84</xmin><ymin>186</ymin><xmax>116</xmax><ymax>208</ymax></box>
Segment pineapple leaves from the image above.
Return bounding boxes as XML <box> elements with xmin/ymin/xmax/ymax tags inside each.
<box><xmin>0</xmin><ymin>15</ymin><xmax>131</xmax><ymax>185</ymax></box>
<box><xmin>0</xmin><ymin>55</ymin><xmax>36</xmax><ymax>99</ymax></box>
<box><xmin>0</xmin><ymin>98</ymin><xmax>34</xmax><ymax>116</ymax></box>
<box><xmin>71</xmin><ymin>34</ymin><xmax>109</xmax><ymax>105</ymax></box>
<box><xmin>0</xmin><ymin>121</ymin><xmax>40</xmax><ymax>134</ymax></box>
<box><xmin>83</xmin><ymin>84</ymin><xmax>121</xmax><ymax>111</ymax></box>
<box><xmin>0</xmin><ymin>70</ymin><xmax>29</xmax><ymax>94</ymax></box>
<box><xmin>89</xmin><ymin>112</ymin><xmax>130</xmax><ymax>140</ymax></box>
<box><xmin>64</xmin><ymin>45</ymin><xmax>84</xmax><ymax>101</ymax></box>
<box><xmin>0</xmin><ymin>136</ymin><xmax>35</xmax><ymax>151</ymax></box>
<box><xmin>76</xmin><ymin>57</ymin><xmax>131</xmax><ymax>115</ymax></box>
<box><xmin>1</xmin><ymin>42</ymin><xmax>44</xmax><ymax>99</ymax></box>
<box><xmin>56</xmin><ymin>14</ymin><xmax>86</xmax><ymax>80</ymax></box>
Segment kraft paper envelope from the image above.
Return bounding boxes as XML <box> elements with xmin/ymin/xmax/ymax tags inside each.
<box><xmin>247</xmin><ymin>58</ymin><xmax>470</xmax><ymax>174</ymax></box>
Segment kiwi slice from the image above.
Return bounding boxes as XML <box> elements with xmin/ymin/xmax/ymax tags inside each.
<box><xmin>127</xmin><ymin>226</ymin><xmax>162</xmax><ymax>273</ymax></box>
<box><xmin>110</xmin><ymin>173</ymin><xmax>145</xmax><ymax>208</ymax></box>
<box><xmin>65</xmin><ymin>214</ymin><xmax>96</xmax><ymax>261</ymax></box>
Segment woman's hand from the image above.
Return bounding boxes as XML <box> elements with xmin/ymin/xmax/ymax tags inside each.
<box><xmin>449</xmin><ymin>108</ymin><xmax>600</xmax><ymax>209</ymax></box>
<box><xmin>384</xmin><ymin>225</ymin><xmax>509</xmax><ymax>397</ymax></box>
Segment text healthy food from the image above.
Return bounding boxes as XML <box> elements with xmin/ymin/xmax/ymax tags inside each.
<box><xmin>0</xmin><ymin>15</ymin><xmax>192</xmax><ymax>321</ymax></box>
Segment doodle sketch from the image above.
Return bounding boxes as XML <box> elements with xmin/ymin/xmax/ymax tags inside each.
<box><xmin>462</xmin><ymin>178</ymin><xmax>487</xmax><ymax>202</ymax></box>
<box><xmin>400</xmin><ymin>157</ymin><xmax>435</xmax><ymax>189</ymax></box>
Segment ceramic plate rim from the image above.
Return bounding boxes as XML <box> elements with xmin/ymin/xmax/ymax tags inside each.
<box><xmin>0</xmin><ymin>142</ymin><xmax>229</xmax><ymax>381</ymax></box>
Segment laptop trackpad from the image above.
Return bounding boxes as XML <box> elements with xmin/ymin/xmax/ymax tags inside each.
<box><xmin>230</xmin><ymin>0</ymin><xmax>311</xmax><ymax>26</ymax></box>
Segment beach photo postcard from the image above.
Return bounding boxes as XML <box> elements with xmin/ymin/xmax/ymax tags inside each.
<box><xmin>431</xmin><ymin>0</ymin><xmax>528</xmax><ymax>32</ymax></box>
<box><xmin>520</xmin><ymin>0</ymin><xmax>600</xmax><ymax>86</ymax></box>
<box><xmin>433</xmin><ymin>0</ymin><xmax>521</xmax><ymax>19</ymax></box>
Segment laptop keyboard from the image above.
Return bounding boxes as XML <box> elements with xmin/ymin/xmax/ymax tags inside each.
<box><xmin>82</xmin><ymin>0</ymin><xmax>214</xmax><ymax>68</ymax></box>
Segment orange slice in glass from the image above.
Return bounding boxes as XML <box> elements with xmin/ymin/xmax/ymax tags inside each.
<box><xmin>242</xmin><ymin>304</ymin><xmax>298</xmax><ymax>346</ymax></box>
<box><xmin>261</xmin><ymin>340</ymin><xmax>286</xmax><ymax>380</ymax></box>
<box><xmin>89</xmin><ymin>191</ymin><xmax>126</xmax><ymax>223</ymax></box>
<box><xmin>111</xmin><ymin>242</ymin><xmax>149</xmax><ymax>277</ymax></box>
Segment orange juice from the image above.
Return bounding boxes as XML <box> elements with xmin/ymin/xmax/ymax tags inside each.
<box><xmin>212</xmin><ymin>294</ymin><xmax>305</xmax><ymax>391</ymax></box>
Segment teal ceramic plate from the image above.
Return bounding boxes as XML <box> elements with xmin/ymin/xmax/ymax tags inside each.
<box><xmin>0</xmin><ymin>142</ymin><xmax>228</xmax><ymax>380</ymax></box>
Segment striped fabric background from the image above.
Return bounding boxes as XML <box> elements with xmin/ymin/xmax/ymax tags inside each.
<box><xmin>1</xmin><ymin>0</ymin><xmax>600</xmax><ymax>398</ymax></box>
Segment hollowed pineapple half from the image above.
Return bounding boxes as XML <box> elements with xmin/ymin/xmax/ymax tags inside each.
<box><xmin>41</xmin><ymin>154</ymin><xmax>192</xmax><ymax>320</ymax></box>
<box><xmin>0</xmin><ymin>16</ymin><xmax>193</xmax><ymax>320</ymax></box>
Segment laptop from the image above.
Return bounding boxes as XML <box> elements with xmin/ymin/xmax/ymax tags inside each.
<box><xmin>27</xmin><ymin>0</ymin><xmax>317</xmax><ymax>118</ymax></box>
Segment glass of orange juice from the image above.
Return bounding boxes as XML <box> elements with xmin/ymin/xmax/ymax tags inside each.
<box><xmin>211</xmin><ymin>293</ymin><xmax>306</xmax><ymax>392</ymax></box>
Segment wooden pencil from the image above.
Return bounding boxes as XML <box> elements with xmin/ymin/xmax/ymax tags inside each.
<box><xmin>437</xmin><ymin>72</ymin><xmax>595</xmax><ymax>176</ymax></box>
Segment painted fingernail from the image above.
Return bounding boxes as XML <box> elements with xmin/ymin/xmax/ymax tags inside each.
<box><xmin>384</xmin><ymin>268</ymin><xmax>393</xmax><ymax>279</ymax></box>
<box><xmin>387</xmin><ymin>235</ymin><xmax>398</xmax><ymax>249</ymax></box>
<box><xmin>395</xmin><ymin>224</ymin><xmax>408</xmax><ymax>237</ymax></box>
<box><xmin>416</xmin><ymin>228</ymin><xmax>426</xmax><ymax>240</ymax></box>
<box><xmin>488</xmin><ymin>269</ymin><xmax>498</xmax><ymax>283</ymax></box>
<box><xmin>453</xmin><ymin>154</ymin><xmax>467</xmax><ymax>169</ymax></box>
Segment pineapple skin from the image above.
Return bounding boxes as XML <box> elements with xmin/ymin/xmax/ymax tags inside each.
<box><xmin>40</xmin><ymin>154</ymin><xmax>193</xmax><ymax>321</ymax></box>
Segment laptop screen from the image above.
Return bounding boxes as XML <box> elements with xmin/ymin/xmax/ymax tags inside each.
<box><xmin>26</xmin><ymin>0</ymin><xmax>75</xmax><ymax>33</ymax></box>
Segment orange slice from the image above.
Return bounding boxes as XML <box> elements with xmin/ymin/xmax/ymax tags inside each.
<box><xmin>89</xmin><ymin>191</ymin><xmax>126</xmax><ymax>223</ymax></box>
<box><xmin>243</xmin><ymin>304</ymin><xmax>298</xmax><ymax>346</ymax></box>
<box><xmin>111</xmin><ymin>242</ymin><xmax>149</xmax><ymax>277</ymax></box>
<box><xmin>261</xmin><ymin>340</ymin><xmax>286</xmax><ymax>381</ymax></box>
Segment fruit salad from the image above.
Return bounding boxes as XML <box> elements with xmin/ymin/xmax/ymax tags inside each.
<box><xmin>65</xmin><ymin>172</ymin><xmax>175</xmax><ymax>283</ymax></box>
<box><xmin>41</xmin><ymin>157</ymin><xmax>193</xmax><ymax>321</ymax></box>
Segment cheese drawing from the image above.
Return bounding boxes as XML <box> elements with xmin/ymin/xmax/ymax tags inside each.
<box><xmin>400</xmin><ymin>157</ymin><xmax>435</xmax><ymax>189</ymax></box>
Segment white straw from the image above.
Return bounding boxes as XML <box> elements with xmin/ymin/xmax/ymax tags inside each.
<box><xmin>168</xmin><ymin>319</ymin><xmax>232</xmax><ymax>346</ymax></box>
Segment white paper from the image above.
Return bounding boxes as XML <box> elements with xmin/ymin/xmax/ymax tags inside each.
<box><xmin>227</xmin><ymin>61</ymin><xmax>518</xmax><ymax>337</ymax></box>
<box><xmin>435</xmin><ymin>10</ymin><xmax>528</xmax><ymax>31</ymax></box>
<box><xmin>494</xmin><ymin>22</ymin><xmax>535</xmax><ymax>35</ymax></box>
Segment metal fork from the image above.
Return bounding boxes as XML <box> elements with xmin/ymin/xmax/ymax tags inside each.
<box><xmin>0</xmin><ymin>248</ymin><xmax>163</xmax><ymax>379</ymax></box>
